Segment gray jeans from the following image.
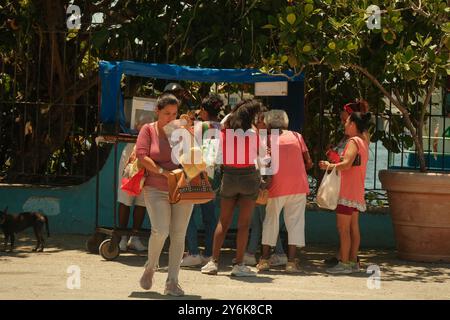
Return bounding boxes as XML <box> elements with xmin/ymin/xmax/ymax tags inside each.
<box><xmin>143</xmin><ymin>186</ymin><xmax>193</xmax><ymax>282</ymax></box>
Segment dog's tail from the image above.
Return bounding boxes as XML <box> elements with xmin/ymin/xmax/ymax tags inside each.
<box><xmin>44</xmin><ymin>215</ymin><xmax>50</xmax><ymax>237</ymax></box>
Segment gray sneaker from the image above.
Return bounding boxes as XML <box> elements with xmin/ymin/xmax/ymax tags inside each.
<box><xmin>349</xmin><ymin>261</ymin><xmax>361</xmax><ymax>273</ymax></box>
<box><xmin>164</xmin><ymin>281</ymin><xmax>185</xmax><ymax>297</ymax></box>
<box><xmin>231</xmin><ymin>263</ymin><xmax>257</xmax><ymax>277</ymax></box>
<box><xmin>326</xmin><ymin>261</ymin><xmax>353</xmax><ymax>274</ymax></box>
<box><xmin>180</xmin><ymin>254</ymin><xmax>203</xmax><ymax>267</ymax></box>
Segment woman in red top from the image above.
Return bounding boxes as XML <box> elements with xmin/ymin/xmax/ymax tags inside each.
<box><xmin>201</xmin><ymin>99</ymin><xmax>263</xmax><ymax>277</ymax></box>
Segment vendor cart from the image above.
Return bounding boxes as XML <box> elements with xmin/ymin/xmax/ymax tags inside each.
<box><xmin>86</xmin><ymin>60</ymin><xmax>304</xmax><ymax>260</ymax></box>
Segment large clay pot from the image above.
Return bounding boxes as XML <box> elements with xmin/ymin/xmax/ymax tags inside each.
<box><xmin>379</xmin><ymin>169</ymin><xmax>450</xmax><ymax>262</ymax></box>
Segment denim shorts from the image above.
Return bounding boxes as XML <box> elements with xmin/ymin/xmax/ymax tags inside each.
<box><xmin>219</xmin><ymin>166</ymin><xmax>261</xmax><ymax>200</ymax></box>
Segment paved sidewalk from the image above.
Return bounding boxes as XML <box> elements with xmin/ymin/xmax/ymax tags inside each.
<box><xmin>0</xmin><ymin>234</ymin><xmax>449</xmax><ymax>300</ymax></box>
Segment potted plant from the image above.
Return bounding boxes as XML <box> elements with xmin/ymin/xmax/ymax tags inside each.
<box><xmin>262</xmin><ymin>0</ymin><xmax>450</xmax><ymax>262</ymax></box>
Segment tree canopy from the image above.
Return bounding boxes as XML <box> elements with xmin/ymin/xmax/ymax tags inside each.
<box><xmin>262</xmin><ymin>0</ymin><xmax>450</xmax><ymax>171</ymax></box>
<box><xmin>0</xmin><ymin>0</ymin><xmax>281</xmax><ymax>183</ymax></box>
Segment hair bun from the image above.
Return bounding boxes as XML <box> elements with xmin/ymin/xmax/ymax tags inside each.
<box><xmin>362</xmin><ymin>112</ymin><xmax>372</xmax><ymax>122</ymax></box>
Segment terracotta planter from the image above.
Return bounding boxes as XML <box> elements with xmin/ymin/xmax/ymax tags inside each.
<box><xmin>379</xmin><ymin>169</ymin><xmax>450</xmax><ymax>262</ymax></box>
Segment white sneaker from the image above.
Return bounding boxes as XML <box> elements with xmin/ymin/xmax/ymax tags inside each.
<box><xmin>127</xmin><ymin>236</ymin><xmax>146</xmax><ymax>251</ymax></box>
<box><xmin>243</xmin><ymin>253</ymin><xmax>257</xmax><ymax>266</ymax></box>
<box><xmin>269</xmin><ymin>253</ymin><xmax>288</xmax><ymax>266</ymax></box>
<box><xmin>180</xmin><ymin>254</ymin><xmax>203</xmax><ymax>267</ymax></box>
<box><xmin>231</xmin><ymin>264</ymin><xmax>257</xmax><ymax>277</ymax></box>
<box><xmin>201</xmin><ymin>260</ymin><xmax>218</xmax><ymax>275</ymax></box>
<box><xmin>119</xmin><ymin>236</ymin><xmax>128</xmax><ymax>251</ymax></box>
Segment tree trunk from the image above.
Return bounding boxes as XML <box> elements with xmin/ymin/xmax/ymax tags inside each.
<box><xmin>8</xmin><ymin>1</ymin><xmax>98</xmax><ymax>182</ymax></box>
<box><xmin>349</xmin><ymin>64</ymin><xmax>427</xmax><ymax>172</ymax></box>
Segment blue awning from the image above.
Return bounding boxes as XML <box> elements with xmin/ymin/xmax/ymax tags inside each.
<box><xmin>117</xmin><ymin>60</ymin><xmax>304</xmax><ymax>83</ymax></box>
<box><xmin>99</xmin><ymin>60</ymin><xmax>304</xmax><ymax>130</ymax></box>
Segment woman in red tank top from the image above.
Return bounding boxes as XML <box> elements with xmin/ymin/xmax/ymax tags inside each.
<box><xmin>319</xmin><ymin>111</ymin><xmax>372</xmax><ymax>274</ymax></box>
<box><xmin>201</xmin><ymin>99</ymin><xmax>263</xmax><ymax>277</ymax></box>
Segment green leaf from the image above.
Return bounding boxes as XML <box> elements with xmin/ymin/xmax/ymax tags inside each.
<box><xmin>346</xmin><ymin>41</ymin><xmax>358</xmax><ymax>51</ymax></box>
<box><xmin>410</xmin><ymin>63</ymin><xmax>421</xmax><ymax>74</ymax></box>
<box><xmin>303</xmin><ymin>44</ymin><xmax>312</xmax><ymax>53</ymax></box>
<box><xmin>328</xmin><ymin>42</ymin><xmax>336</xmax><ymax>50</ymax></box>
<box><xmin>382</xmin><ymin>30</ymin><xmax>396</xmax><ymax>44</ymax></box>
<box><xmin>287</xmin><ymin>13</ymin><xmax>296</xmax><ymax>25</ymax></box>
<box><xmin>261</xmin><ymin>24</ymin><xmax>276</xmax><ymax>29</ymax></box>
<box><xmin>328</xmin><ymin>17</ymin><xmax>342</xmax><ymax>30</ymax></box>
<box><xmin>280</xmin><ymin>55</ymin><xmax>288</xmax><ymax>63</ymax></box>
<box><xmin>286</xmin><ymin>6</ymin><xmax>294</xmax><ymax>14</ymax></box>
<box><xmin>423</xmin><ymin>36</ymin><xmax>432</xmax><ymax>46</ymax></box>
<box><xmin>416</xmin><ymin>33</ymin><xmax>424</xmax><ymax>46</ymax></box>
<box><xmin>304</xmin><ymin>4</ymin><xmax>314</xmax><ymax>16</ymax></box>
<box><xmin>444</xmin><ymin>36</ymin><xmax>450</xmax><ymax>50</ymax></box>
<box><xmin>441</xmin><ymin>22</ymin><xmax>450</xmax><ymax>34</ymax></box>
<box><xmin>404</xmin><ymin>47</ymin><xmax>414</xmax><ymax>62</ymax></box>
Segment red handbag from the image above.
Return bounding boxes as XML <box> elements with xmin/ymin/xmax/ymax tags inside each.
<box><xmin>121</xmin><ymin>168</ymin><xmax>146</xmax><ymax>196</ymax></box>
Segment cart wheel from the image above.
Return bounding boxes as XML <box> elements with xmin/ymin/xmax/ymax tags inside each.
<box><xmin>99</xmin><ymin>239</ymin><xmax>120</xmax><ymax>260</ymax></box>
<box><xmin>86</xmin><ymin>233</ymin><xmax>107</xmax><ymax>254</ymax></box>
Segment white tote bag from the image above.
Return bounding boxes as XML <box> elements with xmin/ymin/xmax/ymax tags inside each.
<box><xmin>316</xmin><ymin>166</ymin><xmax>341</xmax><ymax>210</ymax></box>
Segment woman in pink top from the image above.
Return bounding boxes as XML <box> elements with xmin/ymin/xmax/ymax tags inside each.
<box><xmin>136</xmin><ymin>93</ymin><xmax>194</xmax><ymax>296</ymax></box>
<box><xmin>256</xmin><ymin>110</ymin><xmax>313</xmax><ymax>273</ymax></box>
<box><xmin>319</xmin><ymin>111</ymin><xmax>371</xmax><ymax>274</ymax></box>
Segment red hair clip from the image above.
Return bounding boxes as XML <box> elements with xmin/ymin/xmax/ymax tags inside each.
<box><xmin>343</xmin><ymin>103</ymin><xmax>354</xmax><ymax>115</ymax></box>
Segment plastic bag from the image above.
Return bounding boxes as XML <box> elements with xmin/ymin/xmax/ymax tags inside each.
<box><xmin>121</xmin><ymin>168</ymin><xmax>146</xmax><ymax>196</ymax></box>
<box><xmin>316</xmin><ymin>166</ymin><xmax>341</xmax><ymax>210</ymax></box>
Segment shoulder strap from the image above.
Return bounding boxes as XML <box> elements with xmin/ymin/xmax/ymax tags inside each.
<box><xmin>348</xmin><ymin>136</ymin><xmax>362</xmax><ymax>150</ymax></box>
<box><xmin>202</xmin><ymin>121</ymin><xmax>209</xmax><ymax>134</ymax></box>
<box><xmin>201</xmin><ymin>122</ymin><xmax>211</xmax><ymax>141</ymax></box>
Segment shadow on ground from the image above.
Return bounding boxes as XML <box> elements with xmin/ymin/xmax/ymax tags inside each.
<box><xmin>4</xmin><ymin>233</ymin><xmax>450</xmax><ymax>284</ymax></box>
<box><xmin>129</xmin><ymin>291</ymin><xmax>203</xmax><ymax>300</ymax></box>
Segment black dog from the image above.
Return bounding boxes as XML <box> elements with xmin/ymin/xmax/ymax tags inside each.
<box><xmin>0</xmin><ymin>207</ymin><xmax>50</xmax><ymax>252</ymax></box>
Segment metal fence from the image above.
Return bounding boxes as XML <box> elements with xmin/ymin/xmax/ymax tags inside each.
<box><xmin>387</xmin><ymin>88</ymin><xmax>450</xmax><ymax>172</ymax></box>
<box><xmin>0</xmin><ymin>30</ymin><xmax>103</xmax><ymax>186</ymax></box>
<box><xmin>2</xmin><ymin>29</ymin><xmax>448</xmax><ymax>197</ymax></box>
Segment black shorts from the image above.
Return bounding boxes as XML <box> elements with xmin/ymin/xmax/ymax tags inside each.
<box><xmin>219</xmin><ymin>166</ymin><xmax>261</xmax><ymax>200</ymax></box>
